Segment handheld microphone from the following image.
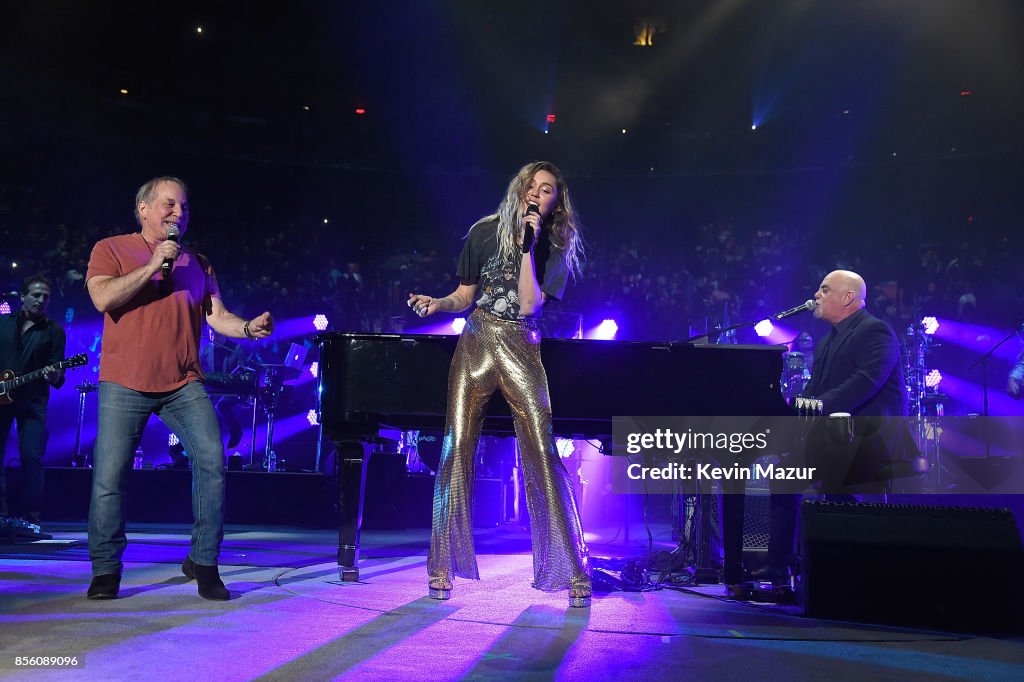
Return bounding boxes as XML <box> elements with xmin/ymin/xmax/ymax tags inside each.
<box><xmin>772</xmin><ymin>300</ymin><xmax>816</xmax><ymax>320</ymax></box>
<box><xmin>162</xmin><ymin>226</ymin><xmax>180</xmax><ymax>278</ymax></box>
<box><xmin>522</xmin><ymin>203</ymin><xmax>540</xmax><ymax>254</ymax></box>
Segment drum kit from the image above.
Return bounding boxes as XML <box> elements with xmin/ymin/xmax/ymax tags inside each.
<box><xmin>780</xmin><ymin>350</ymin><xmax>811</xmax><ymax>405</ymax></box>
<box><xmin>253</xmin><ymin>362</ymin><xmax>302</xmax><ymax>471</ymax></box>
<box><xmin>206</xmin><ymin>363</ymin><xmax>303</xmax><ymax>471</ymax></box>
<box><xmin>70</xmin><ymin>354</ymin><xmax>305</xmax><ymax>472</ymax></box>
<box><xmin>780</xmin><ymin>331</ymin><xmax>815</xmax><ymax>405</ymax></box>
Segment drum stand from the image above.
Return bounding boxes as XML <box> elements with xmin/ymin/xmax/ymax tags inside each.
<box><xmin>72</xmin><ymin>381</ymin><xmax>98</xmax><ymax>467</ymax></box>
<box><xmin>257</xmin><ymin>364</ymin><xmax>300</xmax><ymax>471</ymax></box>
<box><xmin>904</xmin><ymin>320</ymin><xmax>945</xmax><ymax>489</ymax></box>
<box><xmin>919</xmin><ymin>397</ymin><xmax>946</xmax><ymax>491</ymax></box>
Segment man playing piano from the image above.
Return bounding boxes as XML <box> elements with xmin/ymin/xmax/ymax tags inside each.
<box><xmin>407</xmin><ymin>161</ymin><xmax>591</xmax><ymax>607</ymax></box>
<box><xmin>754</xmin><ymin>269</ymin><xmax>908</xmax><ymax>590</ymax></box>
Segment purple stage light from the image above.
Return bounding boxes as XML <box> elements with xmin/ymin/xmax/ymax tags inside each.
<box><xmin>309</xmin><ymin>361</ymin><xmax>318</xmax><ymax>378</ymax></box>
<box><xmin>931</xmin><ymin>373</ymin><xmax>1019</xmax><ymax>417</ymax></box>
<box><xmin>452</xmin><ymin>317</ymin><xmax>466</xmax><ymax>334</ymax></box>
<box><xmin>312</xmin><ymin>314</ymin><xmax>329</xmax><ymax>331</ymax></box>
<box><xmin>754</xmin><ymin>319</ymin><xmax>774</xmax><ymax>337</ymax></box>
<box><xmin>926</xmin><ymin>319</ymin><xmax>1019</xmax><ymax>361</ymax></box>
<box><xmin>0</xmin><ymin>302</ymin><xmax>9</xmax><ymax>315</ymax></box>
<box><xmin>263</xmin><ymin>316</ymin><xmax>315</xmax><ymax>341</ymax></box>
<box><xmin>413</xmin><ymin>320</ymin><xmax>462</xmax><ymax>336</ymax></box>
<box><xmin>925</xmin><ymin>369</ymin><xmax>942</xmax><ymax>388</ymax></box>
<box><xmin>922</xmin><ymin>316</ymin><xmax>939</xmax><ymax>335</ymax></box>
<box><xmin>593</xmin><ymin>319</ymin><xmax>618</xmax><ymax>340</ymax></box>
<box><xmin>168</xmin><ymin>433</ymin><xmax>180</xmax><ymax>446</ymax></box>
<box><xmin>306</xmin><ymin>409</ymin><xmax>319</xmax><ymax>426</ymax></box>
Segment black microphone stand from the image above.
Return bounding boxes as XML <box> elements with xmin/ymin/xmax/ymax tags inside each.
<box><xmin>686</xmin><ymin>310</ymin><xmax>804</xmax><ymax>344</ymax></box>
<box><xmin>685</xmin><ymin>302</ymin><xmax>811</xmax><ymax>344</ymax></box>
<box><xmin>684</xmin><ymin>319</ymin><xmax>758</xmax><ymax>344</ymax></box>
<box><xmin>967</xmin><ymin>324</ymin><xmax>1021</xmax><ymax>457</ymax></box>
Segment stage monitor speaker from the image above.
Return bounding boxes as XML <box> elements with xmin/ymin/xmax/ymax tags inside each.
<box><xmin>800</xmin><ymin>501</ymin><xmax>1024</xmax><ymax>633</ymax></box>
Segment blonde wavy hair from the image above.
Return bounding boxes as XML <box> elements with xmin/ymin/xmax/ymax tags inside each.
<box><xmin>472</xmin><ymin>161</ymin><xmax>584</xmax><ymax>277</ymax></box>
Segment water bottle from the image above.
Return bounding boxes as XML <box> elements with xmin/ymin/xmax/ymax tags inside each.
<box><xmin>133</xmin><ymin>446</ymin><xmax>144</xmax><ymax>470</ymax></box>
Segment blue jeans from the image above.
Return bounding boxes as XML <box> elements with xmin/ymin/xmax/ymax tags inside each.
<box><xmin>88</xmin><ymin>381</ymin><xmax>225</xmax><ymax>576</ymax></box>
<box><xmin>0</xmin><ymin>400</ymin><xmax>48</xmax><ymax>513</ymax></box>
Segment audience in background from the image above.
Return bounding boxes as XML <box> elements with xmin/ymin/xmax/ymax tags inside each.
<box><xmin>1</xmin><ymin>183</ymin><xmax>1020</xmax><ymax>347</ymax></box>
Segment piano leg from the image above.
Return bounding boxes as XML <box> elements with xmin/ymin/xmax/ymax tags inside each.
<box><xmin>336</xmin><ymin>440</ymin><xmax>370</xmax><ymax>581</ymax></box>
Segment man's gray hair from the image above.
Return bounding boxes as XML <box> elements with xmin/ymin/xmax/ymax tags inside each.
<box><xmin>134</xmin><ymin>176</ymin><xmax>188</xmax><ymax>225</ymax></box>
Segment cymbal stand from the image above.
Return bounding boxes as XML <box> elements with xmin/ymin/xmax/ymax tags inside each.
<box><xmin>249</xmin><ymin>390</ymin><xmax>259</xmax><ymax>469</ymax></box>
<box><xmin>260</xmin><ymin>367</ymin><xmax>289</xmax><ymax>471</ymax></box>
<box><xmin>903</xmin><ymin>320</ymin><xmax>943</xmax><ymax>488</ymax></box>
<box><xmin>73</xmin><ymin>381</ymin><xmax>98</xmax><ymax>467</ymax></box>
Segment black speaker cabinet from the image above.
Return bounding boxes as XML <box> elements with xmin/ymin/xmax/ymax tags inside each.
<box><xmin>800</xmin><ymin>501</ymin><xmax>1024</xmax><ymax>633</ymax></box>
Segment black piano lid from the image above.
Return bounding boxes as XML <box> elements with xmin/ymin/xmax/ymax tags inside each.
<box><xmin>315</xmin><ymin>333</ymin><xmax>791</xmax><ymax>440</ymax></box>
<box><xmin>315</xmin><ymin>331</ymin><xmax>786</xmax><ymax>352</ymax></box>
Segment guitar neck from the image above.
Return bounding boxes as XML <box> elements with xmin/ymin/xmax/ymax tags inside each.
<box><xmin>4</xmin><ymin>362</ymin><xmax>64</xmax><ymax>390</ymax></box>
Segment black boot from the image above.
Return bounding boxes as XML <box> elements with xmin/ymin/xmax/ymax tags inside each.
<box><xmin>182</xmin><ymin>557</ymin><xmax>230</xmax><ymax>601</ymax></box>
<box><xmin>87</xmin><ymin>573</ymin><xmax>121</xmax><ymax>600</ymax></box>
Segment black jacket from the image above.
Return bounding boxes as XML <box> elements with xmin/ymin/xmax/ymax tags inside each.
<box><xmin>804</xmin><ymin>307</ymin><xmax>907</xmax><ymax>417</ymax></box>
<box><xmin>0</xmin><ymin>312</ymin><xmax>67</xmax><ymax>405</ymax></box>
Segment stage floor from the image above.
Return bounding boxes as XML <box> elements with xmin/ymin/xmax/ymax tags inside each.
<box><xmin>2</xmin><ymin>523</ymin><xmax>1024</xmax><ymax>680</ymax></box>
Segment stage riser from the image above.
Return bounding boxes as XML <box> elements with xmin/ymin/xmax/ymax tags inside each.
<box><xmin>3</xmin><ymin>466</ymin><xmax>501</xmax><ymax>530</ymax></box>
<box><xmin>4</xmin><ymin>467</ymin><xmax>334</xmax><ymax>527</ymax></box>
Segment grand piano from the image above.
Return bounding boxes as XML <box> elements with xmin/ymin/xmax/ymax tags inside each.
<box><xmin>316</xmin><ymin>332</ymin><xmax>792</xmax><ymax>580</ymax></box>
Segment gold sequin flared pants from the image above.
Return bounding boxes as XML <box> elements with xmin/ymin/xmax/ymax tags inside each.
<box><xmin>428</xmin><ymin>308</ymin><xmax>590</xmax><ymax>590</ymax></box>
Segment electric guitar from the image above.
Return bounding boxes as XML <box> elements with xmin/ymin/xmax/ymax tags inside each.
<box><xmin>0</xmin><ymin>353</ymin><xmax>88</xmax><ymax>405</ymax></box>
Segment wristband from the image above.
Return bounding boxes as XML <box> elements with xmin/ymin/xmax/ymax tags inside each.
<box><xmin>243</xmin><ymin>320</ymin><xmax>256</xmax><ymax>340</ymax></box>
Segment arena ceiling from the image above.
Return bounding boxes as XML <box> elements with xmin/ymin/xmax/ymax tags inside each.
<box><xmin>5</xmin><ymin>1</ymin><xmax>1022</xmax><ymax>175</ymax></box>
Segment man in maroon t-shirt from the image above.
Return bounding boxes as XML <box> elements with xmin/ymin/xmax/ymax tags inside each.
<box><xmin>84</xmin><ymin>176</ymin><xmax>273</xmax><ymax>601</ymax></box>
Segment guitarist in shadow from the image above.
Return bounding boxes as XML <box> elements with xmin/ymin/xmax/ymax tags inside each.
<box><xmin>0</xmin><ymin>274</ymin><xmax>67</xmax><ymax>527</ymax></box>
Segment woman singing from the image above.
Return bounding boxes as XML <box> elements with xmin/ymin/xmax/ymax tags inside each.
<box><xmin>407</xmin><ymin>161</ymin><xmax>590</xmax><ymax>607</ymax></box>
